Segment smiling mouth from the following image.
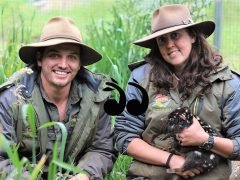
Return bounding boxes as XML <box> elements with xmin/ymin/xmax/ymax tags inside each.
<box><xmin>168</xmin><ymin>50</ymin><xmax>179</xmax><ymax>56</ymax></box>
<box><xmin>53</xmin><ymin>70</ymin><xmax>69</xmax><ymax>76</ymax></box>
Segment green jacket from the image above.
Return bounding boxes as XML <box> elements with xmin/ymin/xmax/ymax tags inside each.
<box><xmin>0</xmin><ymin>66</ymin><xmax>116</xmax><ymax>179</ymax></box>
<box><xmin>115</xmin><ymin>62</ymin><xmax>240</xmax><ymax>180</ymax></box>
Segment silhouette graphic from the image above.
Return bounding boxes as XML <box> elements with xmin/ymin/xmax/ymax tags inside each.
<box><xmin>103</xmin><ymin>78</ymin><xmax>149</xmax><ymax>116</ymax></box>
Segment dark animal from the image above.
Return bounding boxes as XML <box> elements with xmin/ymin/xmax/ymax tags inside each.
<box><xmin>163</xmin><ymin>107</ymin><xmax>221</xmax><ymax>173</ymax></box>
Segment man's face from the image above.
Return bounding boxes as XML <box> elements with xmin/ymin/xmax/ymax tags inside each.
<box><xmin>37</xmin><ymin>43</ymin><xmax>81</xmax><ymax>89</ymax></box>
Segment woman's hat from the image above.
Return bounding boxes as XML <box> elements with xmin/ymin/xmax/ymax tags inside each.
<box><xmin>134</xmin><ymin>4</ymin><xmax>215</xmax><ymax>49</ymax></box>
<box><xmin>19</xmin><ymin>16</ymin><xmax>101</xmax><ymax>66</ymax></box>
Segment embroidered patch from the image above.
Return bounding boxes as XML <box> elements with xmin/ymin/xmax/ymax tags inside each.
<box><xmin>152</xmin><ymin>94</ymin><xmax>175</xmax><ymax>110</ymax></box>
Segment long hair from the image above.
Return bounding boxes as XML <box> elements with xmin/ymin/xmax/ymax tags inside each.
<box><xmin>146</xmin><ymin>28</ymin><xmax>222</xmax><ymax>100</ymax></box>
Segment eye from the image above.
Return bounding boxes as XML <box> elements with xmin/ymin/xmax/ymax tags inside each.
<box><xmin>157</xmin><ymin>36</ymin><xmax>166</xmax><ymax>46</ymax></box>
<box><xmin>171</xmin><ymin>32</ymin><xmax>180</xmax><ymax>40</ymax></box>
<box><xmin>68</xmin><ymin>54</ymin><xmax>79</xmax><ymax>61</ymax></box>
<box><xmin>48</xmin><ymin>53</ymin><xmax>60</xmax><ymax>59</ymax></box>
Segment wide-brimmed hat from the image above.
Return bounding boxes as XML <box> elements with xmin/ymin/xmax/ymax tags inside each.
<box><xmin>134</xmin><ymin>4</ymin><xmax>215</xmax><ymax>49</ymax></box>
<box><xmin>19</xmin><ymin>16</ymin><xmax>101</xmax><ymax>66</ymax></box>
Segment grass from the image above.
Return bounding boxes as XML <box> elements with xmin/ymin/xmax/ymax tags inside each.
<box><xmin>221</xmin><ymin>0</ymin><xmax>240</xmax><ymax>70</ymax></box>
<box><xmin>0</xmin><ymin>0</ymin><xmax>115</xmax><ymax>39</ymax></box>
<box><xmin>206</xmin><ymin>0</ymin><xmax>240</xmax><ymax>71</ymax></box>
<box><xmin>0</xmin><ymin>0</ymin><xmax>116</xmax><ymax>82</ymax></box>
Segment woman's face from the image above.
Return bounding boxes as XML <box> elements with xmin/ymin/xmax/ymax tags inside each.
<box><xmin>157</xmin><ymin>29</ymin><xmax>195</xmax><ymax>73</ymax></box>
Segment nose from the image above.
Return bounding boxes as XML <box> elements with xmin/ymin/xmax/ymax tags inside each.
<box><xmin>59</xmin><ymin>57</ymin><xmax>67</xmax><ymax>68</ymax></box>
<box><xmin>165</xmin><ymin>37</ymin><xmax>175</xmax><ymax>48</ymax></box>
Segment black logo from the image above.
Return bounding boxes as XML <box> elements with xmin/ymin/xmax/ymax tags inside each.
<box><xmin>103</xmin><ymin>78</ymin><xmax>149</xmax><ymax>116</ymax></box>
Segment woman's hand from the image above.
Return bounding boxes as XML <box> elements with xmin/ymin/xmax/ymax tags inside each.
<box><xmin>169</xmin><ymin>154</ymin><xmax>203</xmax><ymax>178</ymax></box>
<box><xmin>176</xmin><ymin>116</ymin><xmax>209</xmax><ymax>146</ymax></box>
<box><xmin>176</xmin><ymin>168</ymin><xmax>202</xmax><ymax>178</ymax></box>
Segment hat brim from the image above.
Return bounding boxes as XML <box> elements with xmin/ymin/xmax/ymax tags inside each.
<box><xmin>134</xmin><ymin>21</ymin><xmax>215</xmax><ymax>49</ymax></box>
<box><xmin>19</xmin><ymin>38</ymin><xmax>102</xmax><ymax>66</ymax></box>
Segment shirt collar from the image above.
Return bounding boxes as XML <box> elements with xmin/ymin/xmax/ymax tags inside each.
<box><xmin>37</xmin><ymin>77</ymin><xmax>81</xmax><ymax>105</ymax></box>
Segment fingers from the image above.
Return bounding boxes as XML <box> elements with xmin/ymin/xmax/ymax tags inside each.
<box><xmin>176</xmin><ymin>171</ymin><xmax>191</xmax><ymax>179</ymax></box>
<box><xmin>196</xmin><ymin>167</ymin><xmax>204</xmax><ymax>173</ymax></box>
<box><xmin>176</xmin><ymin>168</ymin><xmax>202</xmax><ymax>179</ymax></box>
<box><xmin>184</xmin><ymin>172</ymin><xmax>195</xmax><ymax>178</ymax></box>
<box><xmin>176</xmin><ymin>134</ymin><xmax>184</xmax><ymax>145</ymax></box>
<box><xmin>176</xmin><ymin>133</ymin><xmax>183</xmax><ymax>140</ymax></box>
<box><xmin>190</xmin><ymin>168</ymin><xmax>201</xmax><ymax>175</ymax></box>
<box><xmin>181</xmin><ymin>171</ymin><xmax>195</xmax><ymax>179</ymax></box>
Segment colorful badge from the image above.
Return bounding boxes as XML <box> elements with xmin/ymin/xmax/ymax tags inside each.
<box><xmin>152</xmin><ymin>93</ymin><xmax>175</xmax><ymax>110</ymax></box>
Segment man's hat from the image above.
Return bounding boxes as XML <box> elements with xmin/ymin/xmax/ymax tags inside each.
<box><xmin>19</xmin><ymin>16</ymin><xmax>101</xmax><ymax>66</ymax></box>
<box><xmin>134</xmin><ymin>4</ymin><xmax>215</xmax><ymax>49</ymax></box>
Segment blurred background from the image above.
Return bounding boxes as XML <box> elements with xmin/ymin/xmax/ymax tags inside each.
<box><xmin>0</xmin><ymin>0</ymin><xmax>239</xmax><ymax>179</ymax></box>
<box><xmin>0</xmin><ymin>0</ymin><xmax>239</xmax><ymax>87</ymax></box>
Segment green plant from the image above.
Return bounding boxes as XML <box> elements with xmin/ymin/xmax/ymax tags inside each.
<box><xmin>2</xmin><ymin>0</ymin><xmax>238</xmax><ymax>179</ymax></box>
<box><xmin>0</xmin><ymin>134</ymin><xmax>29</xmax><ymax>179</ymax></box>
<box><xmin>0</xmin><ymin>104</ymin><xmax>87</xmax><ymax>179</ymax></box>
<box><xmin>22</xmin><ymin>104</ymin><xmax>37</xmax><ymax>164</ymax></box>
<box><xmin>105</xmin><ymin>154</ymin><xmax>132</xmax><ymax>180</ymax></box>
<box><xmin>0</xmin><ymin>1</ymin><xmax>36</xmax><ymax>84</ymax></box>
<box><xmin>39</xmin><ymin>122</ymin><xmax>68</xmax><ymax>168</ymax></box>
<box><xmin>87</xmin><ymin>0</ymin><xmax>150</xmax><ymax>89</ymax></box>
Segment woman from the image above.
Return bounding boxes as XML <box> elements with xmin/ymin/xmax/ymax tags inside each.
<box><xmin>114</xmin><ymin>4</ymin><xmax>240</xmax><ymax>180</ymax></box>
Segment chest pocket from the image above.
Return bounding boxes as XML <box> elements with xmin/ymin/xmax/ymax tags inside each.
<box><xmin>142</xmin><ymin>85</ymin><xmax>179</xmax><ymax>150</ymax></box>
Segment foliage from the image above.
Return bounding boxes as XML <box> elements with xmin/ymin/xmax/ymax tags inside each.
<box><xmin>0</xmin><ymin>0</ymin><xmax>239</xmax><ymax>179</ymax></box>
<box><xmin>87</xmin><ymin>0</ymin><xmax>150</xmax><ymax>89</ymax></box>
<box><xmin>0</xmin><ymin>1</ymin><xmax>35</xmax><ymax>84</ymax></box>
<box><xmin>22</xmin><ymin>104</ymin><xmax>37</xmax><ymax>164</ymax></box>
<box><xmin>0</xmin><ymin>104</ymin><xmax>86</xmax><ymax>179</ymax></box>
<box><xmin>39</xmin><ymin>121</ymin><xmax>68</xmax><ymax>172</ymax></box>
<box><xmin>158</xmin><ymin>0</ymin><xmax>212</xmax><ymax>21</ymax></box>
<box><xmin>105</xmin><ymin>154</ymin><xmax>132</xmax><ymax>180</ymax></box>
<box><xmin>0</xmin><ymin>0</ymin><xmax>115</xmax><ymax>84</ymax></box>
<box><xmin>86</xmin><ymin>0</ymin><xmax>212</xmax><ymax>90</ymax></box>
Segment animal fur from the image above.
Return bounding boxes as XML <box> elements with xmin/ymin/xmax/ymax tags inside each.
<box><xmin>161</xmin><ymin>107</ymin><xmax>221</xmax><ymax>173</ymax></box>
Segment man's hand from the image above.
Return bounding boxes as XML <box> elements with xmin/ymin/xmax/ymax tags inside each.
<box><xmin>68</xmin><ymin>173</ymin><xmax>90</xmax><ymax>180</ymax></box>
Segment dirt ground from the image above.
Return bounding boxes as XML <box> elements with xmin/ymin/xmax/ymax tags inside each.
<box><xmin>230</xmin><ymin>161</ymin><xmax>240</xmax><ymax>180</ymax></box>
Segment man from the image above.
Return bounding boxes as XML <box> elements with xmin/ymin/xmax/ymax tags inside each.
<box><xmin>0</xmin><ymin>16</ymin><xmax>116</xmax><ymax>179</ymax></box>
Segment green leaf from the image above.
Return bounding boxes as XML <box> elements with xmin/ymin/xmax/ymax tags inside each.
<box><xmin>0</xmin><ymin>134</ymin><xmax>21</xmax><ymax>168</ymax></box>
<box><xmin>22</xmin><ymin>104</ymin><xmax>36</xmax><ymax>136</ymax></box>
<box><xmin>39</xmin><ymin>122</ymin><xmax>67</xmax><ymax>166</ymax></box>
<box><xmin>51</xmin><ymin>160</ymin><xmax>88</xmax><ymax>175</ymax></box>
<box><xmin>21</xmin><ymin>104</ymin><xmax>37</xmax><ymax>164</ymax></box>
<box><xmin>48</xmin><ymin>141</ymin><xmax>58</xmax><ymax>180</ymax></box>
<box><xmin>29</xmin><ymin>155</ymin><xmax>46</xmax><ymax>180</ymax></box>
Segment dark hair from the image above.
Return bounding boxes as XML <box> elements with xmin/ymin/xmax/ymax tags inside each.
<box><xmin>146</xmin><ymin>28</ymin><xmax>222</xmax><ymax>100</ymax></box>
<box><xmin>30</xmin><ymin>47</ymin><xmax>46</xmax><ymax>71</ymax></box>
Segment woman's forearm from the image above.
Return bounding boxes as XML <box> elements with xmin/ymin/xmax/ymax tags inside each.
<box><xmin>211</xmin><ymin>136</ymin><xmax>233</xmax><ymax>158</ymax></box>
<box><xmin>127</xmin><ymin>138</ymin><xmax>171</xmax><ymax>166</ymax></box>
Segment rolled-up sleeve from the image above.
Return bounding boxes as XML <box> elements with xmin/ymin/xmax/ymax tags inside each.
<box><xmin>114</xmin><ymin>73</ymin><xmax>146</xmax><ymax>154</ymax></box>
<box><xmin>77</xmin><ymin>108</ymin><xmax>116</xmax><ymax>179</ymax></box>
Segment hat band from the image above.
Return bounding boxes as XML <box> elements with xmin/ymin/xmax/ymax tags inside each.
<box><xmin>152</xmin><ymin>19</ymin><xmax>193</xmax><ymax>34</ymax></box>
<box><xmin>40</xmin><ymin>35</ymin><xmax>82</xmax><ymax>42</ymax></box>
